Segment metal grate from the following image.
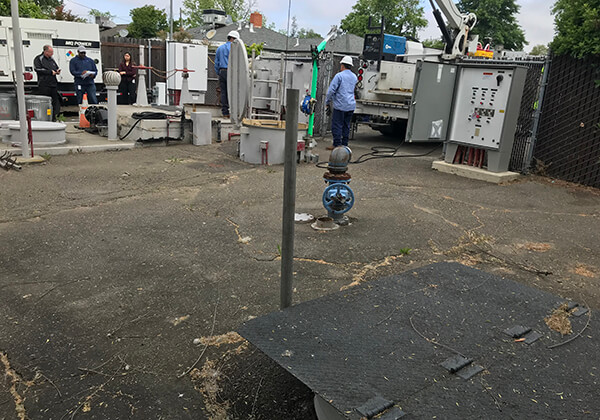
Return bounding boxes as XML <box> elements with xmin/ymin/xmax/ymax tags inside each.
<box><xmin>533</xmin><ymin>54</ymin><xmax>600</xmax><ymax>188</ymax></box>
<box><xmin>26</xmin><ymin>32</ymin><xmax>52</xmax><ymax>40</ymax></box>
<box><xmin>205</xmin><ymin>53</ymin><xmax>219</xmax><ymax>106</ymax></box>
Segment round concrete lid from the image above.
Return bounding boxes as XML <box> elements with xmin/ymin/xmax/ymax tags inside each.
<box><xmin>8</xmin><ymin>121</ymin><xmax>67</xmax><ymax>131</ymax></box>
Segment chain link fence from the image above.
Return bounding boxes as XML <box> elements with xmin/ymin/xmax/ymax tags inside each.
<box><xmin>533</xmin><ymin>54</ymin><xmax>600</xmax><ymax>188</ymax></box>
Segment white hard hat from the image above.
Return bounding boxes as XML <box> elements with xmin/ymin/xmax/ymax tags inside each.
<box><xmin>340</xmin><ymin>56</ymin><xmax>353</xmax><ymax>66</ymax></box>
<box><xmin>227</xmin><ymin>30</ymin><xmax>240</xmax><ymax>39</ymax></box>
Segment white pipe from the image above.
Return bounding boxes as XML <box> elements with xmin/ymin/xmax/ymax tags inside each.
<box><xmin>10</xmin><ymin>9</ymin><xmax>29</xmax><ymax>157</ymax></box>
<box><xmin>107</xmin><ymin>86</ymin><xmax>118</xmax><ymax>140</ymax></box>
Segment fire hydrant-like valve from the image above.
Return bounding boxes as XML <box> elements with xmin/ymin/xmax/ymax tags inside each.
<box><xmin>322</xmin><ymin>146</ymin><xmax>354</xmax><ymax>225</ymax></box>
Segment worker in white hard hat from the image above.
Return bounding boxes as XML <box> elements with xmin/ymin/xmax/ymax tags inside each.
<box><xmin>214</xmin><ymin>30</ymin><xmax>240</xmax><ymax>118</ymax></box>
<box><xmin>325</xmin><ymin>55</ymin><xmax>358</xmax><ymax>150</ymax></box>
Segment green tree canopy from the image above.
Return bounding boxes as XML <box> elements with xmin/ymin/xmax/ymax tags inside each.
<box><xmin>340</xmin><ymin>0</ymin><xmax>427</xmax><ymax>39</ymax></box>
<box><xmin>0</xmin><ymin>0</ymin><xmax>46</xmax><ymax>18</ymax></box>
<box><xmin>183</xmin><ymin>0</ymin><xmax>252</xmax><ymax>28</ymax></box>
<box><xmin>128</xmin><ymin>5</ymin><xmax>168</xmax><ymax>39</ymax></box>
<box><xmin>422</xmin><ymin>38</ymin><xmax>445</xmax><ymax>49</ymax></box>
<box><xmin>88</xmin><ymin>8</ymin><xmax>114</xmax><ymax>21</ymax></box>
<box><xmin>529</xmin><ymin>44</ymin><xmax>548</xmax><ymax>56</ymax></box>
<box><xmin>552</xmin><ymin>0</ymin><xmax>600</xmax><ymax>58</ymax></box>
<box><xmin>34</xmin><ymin>0</ymin><xmax>60</xmax><ymax>14</ymax></box>
<box><xmin>298</xmin><ymin>28</ymin><xmax>322</xmax><ymax>39</ymax></box>
<box><xmin>457</xmin><ymin>0</ymin><xmax>526</xmax><ymax>50</ymax></box>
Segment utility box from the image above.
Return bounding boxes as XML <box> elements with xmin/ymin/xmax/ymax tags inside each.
<box><xmin>166</xmin><ymin>42</ymin><xmax>208</xmax><ymax>103</ymax></box>
<box><xmin>445</xmin><ymin>64</ymin><xmax>527</xmax><ymax>172</ymax></box>
<box><xmin>377</xmin><ymin>61</ymin><xmax>416</xmax><ymax>92</ymax></box>
<box><xmin>382</xmin><ymin>34</ymin><xmax>406</xmax><ymax>59</ymax></box>
<box><xmin>406</xmin><ymin>61</ymin><xmax>458</xmax><ymax>142</ymax></box>
<box><xmin>191</xmin><ymin>112</ymin><xmax>211</xmax><ymax>145</ymax></box>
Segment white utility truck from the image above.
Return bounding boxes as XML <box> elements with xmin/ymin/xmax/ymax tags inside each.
<box><xmin>0</xmin><ymin>17</ymin><xmax>103</xmax><ymax>105</ymax></box>
<box><xmin>354</xmin><ymin>0</ymin><xmax>480</xmax><ymax>140</ymax></box>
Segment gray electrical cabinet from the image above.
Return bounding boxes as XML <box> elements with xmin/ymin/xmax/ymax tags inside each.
<box><xmin>445</xmin><ymin>64</ymin><xmax>527</xmax><ymax>172</ymax></box>
<box><xmin>406</xmin><ymin>61</ymin><xmax>458</xmax><ymax>142</ymax></box>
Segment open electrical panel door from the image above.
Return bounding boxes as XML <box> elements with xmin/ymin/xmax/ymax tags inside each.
<box><xmin>406</xmin><ymin>61</ymin><xmax>457</xmax><ymax>142</ymax></box>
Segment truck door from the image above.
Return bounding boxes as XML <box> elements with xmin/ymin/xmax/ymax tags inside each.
<box><xmin>406</xmin><ymin>61</ymin><xmax>457</xmax><ymax>142</ymax></box>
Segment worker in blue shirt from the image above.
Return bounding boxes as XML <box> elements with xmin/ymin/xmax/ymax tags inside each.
<box><xmin>325</xmin><ymin>56</ymin><xmax>358</xmax><ymax>150</ymax></box>
<box><xmin>214</xmin><ymin>30</ymin><xmax>239</xmax><ymax>118</ymax></box>
<box><xmin>69</xmin><ymin>45</ymin><xmax>98</xmax><ymax>104</ymax></box>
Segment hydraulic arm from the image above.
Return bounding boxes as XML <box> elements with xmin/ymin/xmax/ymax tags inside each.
<box><xmin>430</xmin><ymin>0</ymin><xmax>478</xmax><ymax>59</ymax></box>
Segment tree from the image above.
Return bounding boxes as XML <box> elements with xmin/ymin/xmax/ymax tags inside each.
<box><xmin>88</xmin><ymin>8</ymin><xmax>114</xmax><ymax>21</ymax></box>
<box><xmin>0</xmin><ymin>0</ymin><xmax>46</xmax><ymax>18</ymax></box>
<box><xmin>34</xmin><ymin>0</ymin><xmax>61</xmax><ymax>14</ymax></box>
<box><xmin>297</xmin><ymin>28</ymin><xmax>322</xmax><ymax>39</ymax></box>
<box><xmin>49</xmin><ymin>4</ymin><xmax>84</xmax><ymax>21</ymax></box>
<box><xmin>456</xmin><ymin>0</ymin><xmax>526</xmax><ymax>50</ymax></box>
<box><xmin>552</xmin><ymin>0</ymin><xmax>600</xmax><ymax>58</ymax></box>
<box><xmin>530</xmin><ymin>44</ymin><xmax>549</xmax><ymax>56</ymax></box>
<box><xmin>422</xmin><ymin>38</ymin><xmax>445</xmax><ymax>49</ymax></box>
<box><xmin>340</xmin><ymin>0</ymin><xmax>427</xmax><ymax>38</ymax></box>
<box><xmin>128</xmin><ymin>5</ymin><xmax>168</xmax><ymax>39</ymax></box>
<box><xmin>290</xmin><ymin>16</ymin><xmax>298</xmax><ymax>37</ymax></box>
<box><xmin>183</xmin><ymin>0</ymin><xmax>255</xmax><ymax>28</ymax></box>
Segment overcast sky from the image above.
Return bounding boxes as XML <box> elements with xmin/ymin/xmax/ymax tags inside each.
<box><xmin>66</xmin><ymin>0</ymin><xmax>555</xmax><ymax>50</ymax></box>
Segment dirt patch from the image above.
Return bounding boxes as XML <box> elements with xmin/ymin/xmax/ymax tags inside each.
<box><xmin>447</xmin><ymin>231</ymin><xmax>492</xmax><ymax>256</ymax></box>
<box><xmin>573</xmin><ymin>264</ymin><xmax>597</xmax><ymax>278</ymax></box>
<box><xmin>189</xmin><ymin>342</ymin><xmax>316</xmax><ymax>420</ymax></box>
<box><xmin>1</xmin><ymin>352</ymin><xmax>39</xmax><ymax>420</ymax></box>
<box><xmin>519</xmin><ymin>242</ymin><xmax>553</xmax><ymax>252</ymax></box>
<box><xmin>199</xmin><ymin>332</ymin><xmax>246</xmax><ymax>347</ymax></box>
<box><xmin>452</xmin><ymin>254</ymin><xmax>483</xmax><ymax>267</ymax></box>
<box><xmin>545</xmin><ymin>303</ymin><xmax>573</xmax><ymax>335</ymax></box>
<box><xmin>191</xmin><ymin>359</ymin><xmax>230</xmax><ymax>419</ymax></box>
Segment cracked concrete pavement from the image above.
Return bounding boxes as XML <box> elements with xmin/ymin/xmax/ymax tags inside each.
<box><xmin>1</xmin><ymin>127</ymin><xmax>599</xmax><ymax>419</ymax></box>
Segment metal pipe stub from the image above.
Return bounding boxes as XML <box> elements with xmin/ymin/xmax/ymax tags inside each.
<box><xmin>311</xmin><ymin>216</ymin><xmax>340</xmax><ymax>231</ymax></box>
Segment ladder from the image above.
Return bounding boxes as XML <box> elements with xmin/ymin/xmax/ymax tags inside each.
<box><xmin>248</xmin><ymin>51</ymin><xmax>283</xmax><ymax>119</ymax></box>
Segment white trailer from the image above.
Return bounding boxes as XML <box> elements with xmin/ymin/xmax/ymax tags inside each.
<box><xmin>0</xmin><ymin>17</ymin><xmax>103</xmax><ymax>105</ymax></box>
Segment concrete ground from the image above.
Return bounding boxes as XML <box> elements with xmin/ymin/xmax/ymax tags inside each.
<box><xmin>0</xmin><ymin>127</ymin><xmax>599</xmax><ymax>419</ymax></box>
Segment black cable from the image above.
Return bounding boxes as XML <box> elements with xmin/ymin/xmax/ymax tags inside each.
<box><xmin>351</xmin><ymin>144</ymin><xmax>441</xmax><ymax>164</ymax></box>
<box><xmin>119</xmin><ymin>118</ymin><xmax>143</xmax><ymax>140</ymax></box>
<box><xmin>119</xmin><ymin>112</ymin><xmax>171</xmax><ymax>141</ymax></box>
<box><xmin>315</xmin><ymin>144</ymin><xmax>441</xmax><ymax>168</ymax></box>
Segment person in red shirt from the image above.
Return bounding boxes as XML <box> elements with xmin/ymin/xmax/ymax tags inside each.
<box><xmin>118</xmin><ymin>52</ymin><xmax>137</xmax><ymax>105</ymax></box>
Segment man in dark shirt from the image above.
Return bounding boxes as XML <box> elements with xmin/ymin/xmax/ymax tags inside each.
<box><xmin>69</xmin><ymin>45</ymin><xmax>98</xmax><ymax>105</ymax></box>
<box><xmin>33</xmin><ymin>45</ymin><xmax>61</xmax><ymax>121</ymax></box>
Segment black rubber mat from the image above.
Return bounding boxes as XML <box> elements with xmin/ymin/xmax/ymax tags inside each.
<box><xmin>238</xmin><ymin>262</ymin><xmax>598</xmax><ymax>419</ymax></box>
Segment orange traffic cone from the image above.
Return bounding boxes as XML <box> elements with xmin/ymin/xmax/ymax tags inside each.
<box><xmin>79</xmin><ymin>93</ymin><xmax>90</xmax><ymax>128</ymax></box>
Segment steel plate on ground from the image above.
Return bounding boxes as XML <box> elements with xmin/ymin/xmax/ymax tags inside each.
<box><xmin>238</xmin><ymin>262</ymin><xmax>598</xmax><ymax>419</ymax></box>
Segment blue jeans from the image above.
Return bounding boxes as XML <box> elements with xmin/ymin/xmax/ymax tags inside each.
<box><xmin>219</xmin><ymin>68</ymin><xmax>229</xmax><ymax>116</ymax></box>
<box><xmin>75</xmin><ymin>83</ymin><xmax>98</xmax><ymax>105</ymax></box>
<box><xmin>331</xmin><ymin>109</ymin><xmax>354</xmax><ymax>147</ymax></box>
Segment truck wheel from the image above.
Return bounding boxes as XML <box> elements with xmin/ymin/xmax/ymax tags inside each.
<box><xmin>375</xmin><ymin>120</ymin><xmax>407</xmax><ymax>141</ymax></box>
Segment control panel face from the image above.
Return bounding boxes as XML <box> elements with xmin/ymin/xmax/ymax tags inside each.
<box><xmin>449</xmin><ymin>67</ymin><xmax>515</xmax><ymax>150</ymax></box>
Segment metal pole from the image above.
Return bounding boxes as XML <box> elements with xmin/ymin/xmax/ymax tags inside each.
<box><xmin>10</xmin><ymin>6</ymin><xmax>29</xmax><ymax>157</ymax></box>
<box><xmin>169</xmin><ymin>0</ymin><xmax>173</xmax><ymax>41</ymax></box>
<box><xmin>524</xmin><ymin>54</ymin><xmax>552</xmax><ymax>173</ymax></box>
<box><xmin>147</xmin><ymin>39</ymin><xmax>152</xmax><ymax>89</ymax></box>
<box><xmin>280</xmin><ymin>88</ymin><xmax>299</xmax><ymax>309</ymax></box>
<box><xmin>249</xmin><ymin>49</ymin><xmax>255</xmax><ymax>118</ymax></box>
